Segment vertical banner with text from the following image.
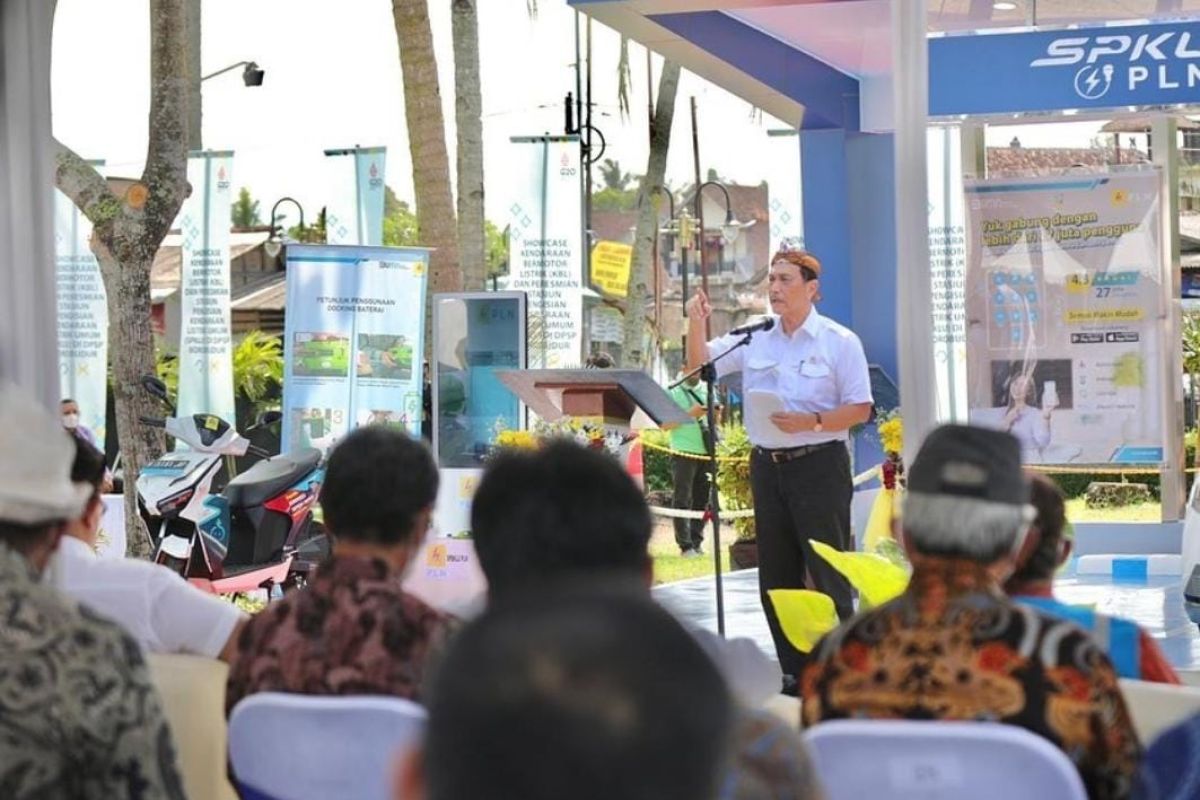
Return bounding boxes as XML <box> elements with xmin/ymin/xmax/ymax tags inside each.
<box><xmin>964</xmin><ymin>169</ymin><xmax>1167</xmax><ymax>465</ymax></box>
<box><xmin>282</xmin><ymin>244</ymin><xmax>430</xmax><ymax>454</ymax></box>
<box><xmin>178</xmin><ymin>151</ymin><xmax>236</xmax><ymax>423</ymax></box>
<box><xmin>324</xmin><ymin>146</ymin><xmax>387</xmax><ymax>246</ymax></box>
<box><xmin>508</xmin><ymin>135</ymin><xmax>584</xmax><ymax>368</ymax></box>
<box><xmin>928</xmin><ymin>127</ymin><xmax>968</xmax><ymax>421</ymax></box>
<box><xmin>54</xmin><ymin>160</ymin><xmax>108</xmax><ymax>443</ymax></box>
<box><xmin>766</xmin><ymin>129</ymin><xmax>804</xmax><ymax>253</ymax></box>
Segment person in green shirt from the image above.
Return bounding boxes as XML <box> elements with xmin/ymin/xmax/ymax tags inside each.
<box><xmin>668</xmin><ymin>375</ymin><xmax>713</xmax><ymax>557</ymax></box>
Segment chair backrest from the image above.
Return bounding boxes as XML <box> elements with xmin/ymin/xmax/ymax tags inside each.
<box><xmin>228</xmin><ymin>692</ymin><xmax>428</xmax><ymax>800</ymax></box>
<box><xmin>146</xmin><ymin>653</ymin><xmax>238</xmax><ymax>800</ymax></box>
<box><xmin>1119</xmin><ymin>678</ymin><xmax>1200</xmax><ymax>744</ymax></box>
<box><xmin>803</xmin><ymin>720</ymin><xmax>1087</xmax><ymax>800</ymax></box>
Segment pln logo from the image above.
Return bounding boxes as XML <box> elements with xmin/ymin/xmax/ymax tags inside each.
<box><xmin>1074</xmin><ymin>64</ymin><xmax>1114</xmax><ymax>100</ymax></box>
<box><xmin>559</xmin><ymin>151</ymin><xmax>577</xmax><ymax>179</ymax></box>
<box><xmin>216</xmin><ymin>165</ymin><xmax>231</xmax><ymax>191</ymax></box>
<box><xmin>368</xmin><ymin>161</ymin><xmax>383</xmax><ymax>189</ymax></box>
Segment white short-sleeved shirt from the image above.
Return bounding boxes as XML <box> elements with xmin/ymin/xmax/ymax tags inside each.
<box><xmin>46</xmin><ymin>536</ymin><xmax>245</xmax><ymax>658</ymax></box>
<box><xmin>708</xmin><ymin>309</ymin><xmax>873</xmax><ymax>449</ymax></box>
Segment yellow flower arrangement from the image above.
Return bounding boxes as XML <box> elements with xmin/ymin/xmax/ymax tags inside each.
<box><xmin>493</xmin><ymin>429</ymin><xmax>539</xmax><ymax>450</ymax></box>
<box><xmin>878</xmin><ymin>413</ymin><xmax>903</xmax><ymax>455</ymax></box>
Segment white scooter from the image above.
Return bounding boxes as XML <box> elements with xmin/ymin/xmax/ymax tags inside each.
<box><xmin>136</xmin><ymin>376</ymin><xmax>327</xmax><ymax>594</ymax></box>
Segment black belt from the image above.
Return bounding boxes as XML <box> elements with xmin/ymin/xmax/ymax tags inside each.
<box><xmin>753</xmin><ymin>440</ymin><xmax>840</xmax><ymax>464</ymax></box>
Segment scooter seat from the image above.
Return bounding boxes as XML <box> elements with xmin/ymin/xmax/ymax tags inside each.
<box><xmin>225</xmin><ymin>448</ymin><xmax>321</xmax><ymax>508</ymax></box>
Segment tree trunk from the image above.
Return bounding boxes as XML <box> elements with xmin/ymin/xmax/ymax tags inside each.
<box><xmin>54</xmin><ymin>0</ymin><xmax>190</xmax><ymax>557</ymax></box>
<box><xmin>97</xmin><ymin>246</ymin><xmax>164</xmax><ymax>557</ymax></box>
<box><xmin>392</xmin><ymin>0</ymin><xmax>462</xmax><ymax>360</ymax></box>
<box><xmin>621</xmin><ymin>61</ymin><xmax>681</xmax><ymax>368</ymax></box>
<box><xmin>451</xmin><ymin>0</ymin><xmax>485</xmax><ymax>291</ymax></box>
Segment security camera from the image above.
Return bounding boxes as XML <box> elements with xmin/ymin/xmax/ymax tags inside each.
<box><xmin>243</xmin><ymin>62</ymin><xmax>265</xmax><ymax>87</ymax></box>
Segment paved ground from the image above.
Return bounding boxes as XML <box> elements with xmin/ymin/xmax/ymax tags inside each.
<box><xmin>653</xmin><ymin>561</ymin><xmax>1200</xmax><ymax>677</ymax></box>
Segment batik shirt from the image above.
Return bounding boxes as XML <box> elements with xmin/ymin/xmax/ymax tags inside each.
<box><xmin>0</xmin><ymin>542</ymin><xmax>186</xmax><ymax>800</ymax></box>
<box><xmin>801</xmin><ymin>558</ymin><xmax>1140</xmax><ymax>800</ymax></box>
<box><xmin>226</xmin><ymin>554</ymin><xmax>455</xmax><ymax>715</ymax></box>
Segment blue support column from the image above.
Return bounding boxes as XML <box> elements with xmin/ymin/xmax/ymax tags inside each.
<box><xmin>800</xmin><ymin>129</ymin><xmax>852</xmax><ymax>328</ymax></box>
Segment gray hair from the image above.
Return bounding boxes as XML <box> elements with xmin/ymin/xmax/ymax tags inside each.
<box><xmin>900</xmin><ymin>492</ymin><xmax>1034</xmax><ymax>563</ymax></box>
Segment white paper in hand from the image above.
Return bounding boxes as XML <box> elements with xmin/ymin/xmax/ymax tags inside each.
<box><xmin>747</xmin><ymin>390</ymin><xmax>786</xmax><ymax>427</ymax></box>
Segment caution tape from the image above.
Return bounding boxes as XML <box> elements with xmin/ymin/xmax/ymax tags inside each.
<box><xmin>647</xmin><ymin>466</ymin><xmax>881</xmax><ymax>521</ymax></box>
<box><xmin>641</xmin><ymin>437</ymin><xmax>1197</xmax><ymax>477</ymax></box>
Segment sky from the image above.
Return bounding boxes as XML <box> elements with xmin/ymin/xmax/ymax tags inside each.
<box><xmin>50</xmin><ymin>0</ymin><xmax>1115</xmax><ymax>227</ymax></box>
<box><xmin>51</xmin><ymin>0</ymin><xmax>797</xmax><ymax>226</ymax></box>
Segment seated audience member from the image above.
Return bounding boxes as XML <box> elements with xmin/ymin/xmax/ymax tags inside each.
<box><xmin>1006</xmin><ymin>472</ymin><xmax>1179</xmax><ymax>684</ymax></box>
<box><xmin>226</xmin><ymin>426</ymin><xmax>453</xmax><ymax>714</ymax></box>
<box><xmin>0</xmin><ymin>385</ymin><xmax>185</xmax><ymax>799</ymax></box>
<box><xmin>802</xmin><ymin>424</ymin><xmax>1140</xmax><ymax>800</ymax></box>
<box><xmin>471</xmin><ymin>441</ymin><xmax>823</xmax><ymax>800</ymax></box>
<box><xmin>397</xmin><ymin>583</ymin><xmax>734</xmax><ymax>800</ymax></box>
<box><xmin>1134</xmin><ymin>714</ymin><xmax>1200</xmax><ymax>799</ymax></box>
<box><xmin>46</xmin><ymin>436</ymin><xmax>247</xmax><ymax>661</ymax></box>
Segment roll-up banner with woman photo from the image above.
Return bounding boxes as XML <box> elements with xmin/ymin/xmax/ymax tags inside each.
<box><xmin>964</xmin><ymin>169</ymin><xmax>1169</xmax><ymax>465</ymax></box>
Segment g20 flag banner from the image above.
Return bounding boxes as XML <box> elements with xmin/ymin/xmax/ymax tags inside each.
<box><xmin>178</xmin><ymin>151</ymin><xmax>236</xmax><ymax>424</ymax></box>
<box><xmin>964</xmin><ymin>170</ymin><xmax>1169</xmax><ymax>465</ymax></box>
<box><xmin>508</xmin><ymin>135</ymin><xmax>584</xmax><ymax>368</ymax></box>
<box><xmin>282</xmin><ymin>244</ymin><xmax>430</xmax><ymax>455</ymax></box>
<box><xmin>54</xmin><ymin>161</ymin><xmax>107</xmax><ymax>443</ymax></box>
<box><xmin>324</xmin><ymin>146</ymin><xmax>386</xmax><ymax>246</ymax></box>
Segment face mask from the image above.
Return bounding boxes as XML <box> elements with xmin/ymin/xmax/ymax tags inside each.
<box><xmin>62</xmin><ymin>413</ymin><xmax>79</xmax><ymax>430</ymax></box>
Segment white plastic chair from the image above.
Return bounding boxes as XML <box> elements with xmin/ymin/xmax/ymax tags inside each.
<box><xmin>1119</xmin><ymin>678</ymin><xmax>1200</xmax><ymax>745</ymax></box>
<box><xmin>228</xmin><ymin>692</ymin><xmax>428</xmax><ymax>800</ymax></box>
<box><xmin>804</xmin><ymin>720</ymin><xmax>1087</xmax><ymax>800</ymax></box>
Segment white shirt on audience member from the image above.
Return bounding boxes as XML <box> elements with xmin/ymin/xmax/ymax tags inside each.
<box><xmin>46</xmin><ymin>536</ymin><xmax>245</xmax><ymax>658</ymax></box>
<box><xmin>707</xmin><ymin>308</ymin><xmax>873</xmax><ymax>450</ymax></box>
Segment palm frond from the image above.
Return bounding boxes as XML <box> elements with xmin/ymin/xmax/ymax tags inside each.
<box><xmin>617</xmin><ymin>36</ymin><xmax>632</xmax><ymax>120</ymax></box>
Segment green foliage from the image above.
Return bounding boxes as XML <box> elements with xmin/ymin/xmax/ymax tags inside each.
<box><xmin>383</xmin><ymin>186</ymin><xmax>420</xmax><ymax>247</ymax></box>
<box><xmin>231</xmin><ymin>187</ymin><xmax>262</xmax><ymax>228</ymax></box>
<box><xmin>714</xmin><ymin>423</ymin><xmax>755</xmax><ymax>541</ymax></box>
<box><xmin>599</xmin><ymin>158</ymin><xmax>633</xmax><ymax>191</ymax></box>
<box><xmin>1184</xmin><ymin>313</ymin><xmax>1200</xmax><ymax>376</ymax></box>
<box><xmin>485</xmin><ymin>219</ymin><xmax>508</xmax><ymax>277</ymax></box>
<box><xmin>154</xmin><ymin>330</ymin><xmax>282</xmax><ymax>418</ymax></box>
<box><xmin>232</xmin><ymin>331</ymin><xmax>284</xmax><ymax>415</ymax></box>
<box><xmin>592</xmin><ymin>186</ymin><xmax>640</xmax><ymax>212</ymax></box>
<box><xmin>639</xmin><ymin>429</ymin><xmax>673</xmax><ymax>493</ymax></box>
<box><xmin>286</xmin><ymin>207</ymin><xmax>326</xmax><ymax>243</ymax></box>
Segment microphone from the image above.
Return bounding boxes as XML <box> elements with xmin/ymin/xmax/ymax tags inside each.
<box><xmin>728</xmin><ymin>318</ymin><xmax>775</xmax><ymax>337</ymax></box>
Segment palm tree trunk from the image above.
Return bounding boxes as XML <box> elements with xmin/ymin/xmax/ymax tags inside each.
<box><xmin>452</xmin><ymin>0</ymin><xmax>485</xmax><ymax>291</ymax></box>
<box><xmin>621</xmin><ymin>61</ymin><xmax>681</xmax><ymax>368</ymax></box>
<box><xmin>392</xmin><ymin>0</ymin><xmax>462</xmax><ymax>359</ymax></box>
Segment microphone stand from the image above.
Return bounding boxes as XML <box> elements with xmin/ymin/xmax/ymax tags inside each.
<box><xmin>670</xmin><ymin>329</ymin><xmax>761</xmax><ymax>637</ymax></box>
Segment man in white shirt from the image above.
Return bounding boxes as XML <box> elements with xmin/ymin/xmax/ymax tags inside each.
<box><xmin>687</xmin><ymin>248</ymin><xmax>873</xmax><ymax>691</ymax></box>
<box><xmin>46</xmin><ymin>437</ymin><xmax>246</xmax><ymax>661</ymax></box>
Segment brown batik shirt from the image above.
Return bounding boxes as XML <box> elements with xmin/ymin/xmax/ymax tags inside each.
<box><xmin>226</xmin><ymin>554</ymin><xmax>454</xmax><ymax>715</ymax></box>
<box><xmin>801</xmin><ymin>557</ymin><xmax>1140</xmax><ymax>800</ymax></box>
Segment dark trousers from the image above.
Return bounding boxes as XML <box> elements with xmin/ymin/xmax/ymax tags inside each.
<box><xmin>672</xmin><ymin>454</ymin><xmax>711</xmax><ymax>552</ymax></box>
<box><xmin>750</xmin><ymin>442</ymin><xmax>854</xmax><ymax>678</ymax></box>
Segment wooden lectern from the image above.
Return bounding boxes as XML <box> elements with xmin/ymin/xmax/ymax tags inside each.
<box><xmin>496</xmin><ymin>369</ymin><xmax>691</xmax><ymax>431</ymax></box>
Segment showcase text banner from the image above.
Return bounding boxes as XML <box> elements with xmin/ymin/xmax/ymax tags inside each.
<box><xmin>963</xmin><ymin>170</ymin><xmax>1166</xmax><ymax>465</ymax></box>
<box><xmin>281</xmin><ymin>244</ymin><xmax>430</xmax><ymax>454</ymax></box>
<box><xmin>507</xmin><ymin>135</ymin><xmax>584</xmax><ymax>368</ymax></box>
<box><xmin>324</xmin><ymin>147</ymin><xmax>386</xmax><ymax>246</ymax></box>
<box><xmin>54</xmin><ymin>160</ymin><xmax>107</xmax><ymax>442</ymax></box>
<box><xmin>178</xmin><ymin>151</ymin><xmax>236</xmax><ymax>424</ymax></box>
<box><xmin>766</xmin><ymin>129</ymin><xmax>804</xmax><ymax>253</ymax></box>
<box><xmin>928</xmin><ymin>127</ymin><xmax>967</xmax><ymax>422</ymax></box>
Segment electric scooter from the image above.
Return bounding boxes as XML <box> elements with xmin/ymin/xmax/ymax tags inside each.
<box><xmin>135</xmin><ymin>376</ymin><xmax>328</xmax><ymax>594</ymax></box>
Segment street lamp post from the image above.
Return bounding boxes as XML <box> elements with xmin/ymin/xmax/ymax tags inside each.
<box><xmin>264</xmin><ymin>197</ymin><xmax>305</xmax><ymax>260</ymax></box>
<box><xmin>694</xmin><ymin>180</ymin><xmax>739</xmax><ymax>339</ymax></box>
<box><xmin>190</xmin><ymin>60</ymin><xmax>265</xmax><ymax>149</ymax></box>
